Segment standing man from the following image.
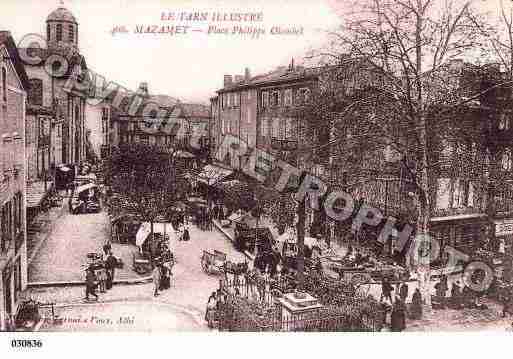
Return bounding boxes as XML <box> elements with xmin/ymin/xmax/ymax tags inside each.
<box><xmin>85</xmin><ymin>268</ymin><xmax>99</xmax><ymax>301</ymax></box>
<box><xmin>105</xmin><ymin>252</ymin><xmax>117</xmax><ymax>290</ymax></box>
<box><xmin>399</xmin><ymin>282</ymin><xmax>409</xmax><ymax>303</ymax></box>
<box><xmin>153</xmin><ymin>264</ymin><xmax>162</xmax><ymax>297</ymax></box>
<box><xmin>381</xmin><ymin>278</ymin><xmax>394</xmax><ymax>304</ymax></box>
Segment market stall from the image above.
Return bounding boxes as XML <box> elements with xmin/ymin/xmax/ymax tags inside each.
<box><xmin>110</xmin><ymin>213</ymin><xmax>141</xmax><ymax>244</ymax></box>
<box><xmin>69</xmin><ymin>183</ymin><xmax>100</xmax><ymax>214</ymax></box>
<box><xmin>133</xmin><ymin>222</ymin><xmax>177</xmax><ymax>274</ymax></box>
<box><xmin>233</xmin><ymin>212</ymin><xmax>272</xmax><ymax>253</ymax></box>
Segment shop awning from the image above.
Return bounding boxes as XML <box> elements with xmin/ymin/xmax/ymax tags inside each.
<box><xmin>76</xmin><ymin>173</ymin><xmax>97</xmax><ymax>183</ymax></box>
<box><xmin>174</xmin><ymin>150</ymin><xmax>196</xmax><ymax>159</ymax></box>
<box><xmin>76</xmin><ymin>183</ymin><xmax>97</xmax><ymax>194</ymax></box>
<box><xmin>430</xmin><ymin>213</ymin><xmax>487</xmax><ymax>223</ymax></box>
<box><xmin>197</xmin><ymin>164</ymin><xmax>233</xmax><ymax>185</ymax></box>
<box><xmin>135</xmin><ymin>222</ymin><xmax>178</xmax><ymax>247</ymax></box>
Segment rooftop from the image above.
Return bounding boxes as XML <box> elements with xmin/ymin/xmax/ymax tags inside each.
<box><xmin>47</xmin><ymin>7</ymin><xmax>77</xmax><ymax>23</ymax></box>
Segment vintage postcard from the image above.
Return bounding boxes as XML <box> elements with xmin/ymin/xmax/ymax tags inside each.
<box><xmin>1</xmin><ymin>0</ymin><xmax>513</xmax><ymax>342</ymax></box>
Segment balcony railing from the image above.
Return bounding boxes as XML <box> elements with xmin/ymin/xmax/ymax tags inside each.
<box><xmin>270</xmin><ymin>137</ymin><xmax>298</xmax><ymax>151</ymax></box>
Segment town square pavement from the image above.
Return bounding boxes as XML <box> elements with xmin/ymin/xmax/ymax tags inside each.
<box><xmin>28</xmin><ymin>204</ymin><xmax>141</xmax><ymax>283</ymax></box>
<box><xmin>25</xmin><ymin>224</ymin><xmax>246</xmax><ymax>330</ymax></box>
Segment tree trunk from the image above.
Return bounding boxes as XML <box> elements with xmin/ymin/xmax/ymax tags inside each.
<box><xmin>150</xmin><ymin>221</ymin><xmax>155</xmax><ymax>268</ymax></box>
<box><xmin>296</xmin><ymin>196</ymin><xmax>306</xmax><ymax>290</ymax></box>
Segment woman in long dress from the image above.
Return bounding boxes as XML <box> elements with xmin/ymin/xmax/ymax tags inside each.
<box><xmin>410</xmin><ymin>288</ymin><xmax>423</xmax><ymax>320</ymax></box>
<box><xmin>391</xmin><ymin>296</ymin><xmax>406</xmax><ymax>332</ymax></box>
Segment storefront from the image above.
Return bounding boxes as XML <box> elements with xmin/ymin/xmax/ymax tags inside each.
<box><xmin>430</xmin><ymin>213</ymin><xmax>489</xmax><ymax>258</ymax></box>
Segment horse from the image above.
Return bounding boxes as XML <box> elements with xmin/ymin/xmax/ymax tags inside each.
<box><xmin>223</xmin><ymin>260</ymin><xmax>249</xmax><ymax>287</ymax></box>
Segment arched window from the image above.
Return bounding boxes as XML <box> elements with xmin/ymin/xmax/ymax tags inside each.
<box><xmin>1</xmin><ymin>67</ymin><xmax>6</xmax><ymax>102</ymax></box>
<box><xmin>46</xmin><ymin>23</ymin><xmax>51</xmax><ymax>41</ymax></box>
<box><xmin>28</xmin><ymin>78</ymin><xmax>43</xmax><ymax>105</ymax></box>
<box><xmin>56</xmin><ymin>24</ymin><xmax>63</xmax><ymax>42</ymax></box>
<box><xmin>68</xmin><ymin>24</ymin><xmax>74</xmax><ymax>43</ymax></box>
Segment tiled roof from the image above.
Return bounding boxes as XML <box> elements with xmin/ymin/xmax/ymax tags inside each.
<box><xmin>0</xmin><ymin>31</ymin><xmax>30</xmax><ymax>90</ymax></box>
<box><xmin>219</xmin><ymin>66</ymin><xmax>322</xmax><ymax>93</ymax></box>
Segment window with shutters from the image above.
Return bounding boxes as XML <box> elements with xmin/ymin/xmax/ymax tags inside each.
<box><xmin>278</xmin><ymin>119</ymin><xmax>285</xmax><ymax>139</ymax></box>
<box><xmin>69</xmin><ymin>24</ymin><xmax>75</xmax><ymax>43</ymax></box>
<box><xmin>297</xmin><ymin>88</ymin><xmax>310</xmax><ymax>104</ymax></box>
<box><xmin>499</xmin><ymin>113</ymin><xmax>510</xmax><ymax>130</ymax></box>
<box><xmin>271</xmin><ymin>118</ymin><xmax>279</xmax><ymax>138</ymax></box>
<box><xmin>270</xmin><ymin>91</ymin><xmax>280</xmax><ymax>107</ymax></box>
<box><xmin>56</xmin><ymin>24</ymin><xmax>63</xmax><ymax>42</ymax></box>
<box><xmin>284</xmin><ymin>89</ymin><xmax>293</xmax><ymax>106</ymax></box>
<box><xmin>262</xmin><ymin>92</ymin><xmax>268</xmax><ymax>108</ymax></box>
<box><xmin>260</xmin><ymin>118</ymin><xmax>268</xmax><ymax>138</ymax></box>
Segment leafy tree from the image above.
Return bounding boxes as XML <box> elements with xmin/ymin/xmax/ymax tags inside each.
<box><xmin>105</xmin><ymin>143</ymin><xmax>189</xmax><ymax>264</ymax></box>
<box><xmin>295</xmin><ymin>0</ymin><xmax>497</xmax><ymax>304</ymax></box>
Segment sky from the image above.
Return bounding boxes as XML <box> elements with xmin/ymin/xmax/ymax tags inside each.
<box><xmin>1</xmin><ymin>0</ymin><xmax>508</xmax><ymax>104</ymax></box>
<box><xmin>1</xmin><ymin>0</ymin><xmax>342</xmax><ymax>104</ymax></box>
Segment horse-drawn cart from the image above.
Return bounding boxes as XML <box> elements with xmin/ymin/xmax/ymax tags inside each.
<box><xmin>201</xmin><ymin>250</ymin><xmax>227</xmax><ymax>275</ymax></box>
<box><xmin>200</xmin><ymin>250</ymin><xmax>248</xmax><ymax>276</ymax></box>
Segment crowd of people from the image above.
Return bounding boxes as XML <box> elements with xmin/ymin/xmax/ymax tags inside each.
<box><xmin>432</xmin><ymin>275</ymin><xmax>488</xmax><ymax>310</ymax></box>
<box><xmin>152</xmin><ymin>261</ymin><xmax>173</xmax><ymax>297</ymax></box>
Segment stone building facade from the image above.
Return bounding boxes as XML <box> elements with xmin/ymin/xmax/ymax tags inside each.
<box><xmin>19</xmin><ymin>7</ymin><xmax>87</xmax><ymax>168</ymax></box>
<box><xmin>0</xmin><ymin>31</ymin><xmax>29</xmax><ymax>331</ymax></box>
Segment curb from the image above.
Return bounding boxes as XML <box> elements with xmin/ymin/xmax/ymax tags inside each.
<box><xmin>212</xmin><ymin>220</ymin><xmax>254</xmax><ymax>261</ymax></box>
<box><xmin>28</xmin><ymin>276</ymin><xmax>152</xmax><ymax>288</ymax></box>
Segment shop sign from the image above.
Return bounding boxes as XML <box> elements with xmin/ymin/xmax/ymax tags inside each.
<box><xmin>495</xmin><ymin>219</ymin><xmax>513</xmax><ymax>236</ymax></box>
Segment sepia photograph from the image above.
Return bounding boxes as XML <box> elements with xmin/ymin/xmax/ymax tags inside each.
<box><xmin>1</xmin><ymin>0</ymin><xmax>513</xmax><ymax>349</ymax></box>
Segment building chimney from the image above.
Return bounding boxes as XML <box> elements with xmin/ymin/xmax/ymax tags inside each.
<box><xmin>224</xmin><ymin>75</ymin><xmax>233</xmax><ymax>88</ymax></box>
<box><xmin>244</xmin><ymin>67</ymin><xmax>251</xmax><ymax>81</ymax></box>
<box><xmin>234</xmin><ymin>75</ymin><xmax>244</xmax><ymax>83</ymax></box>
<box><xmin>137</xmin><ymin>82</ymin><xmax>149</xmax><ymax>97</ymax></box>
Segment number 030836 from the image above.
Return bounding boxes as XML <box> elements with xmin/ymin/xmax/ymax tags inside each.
<box><xmin>11</xmin><ymin>339</ymin><xmax>42</xmax><ymax>348</ymax></box>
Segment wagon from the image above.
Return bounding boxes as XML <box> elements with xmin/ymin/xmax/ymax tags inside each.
<box><xmin>201</xmin><ymin>250</ymin><xmax>227</xmax><ymax>275</ymax></box>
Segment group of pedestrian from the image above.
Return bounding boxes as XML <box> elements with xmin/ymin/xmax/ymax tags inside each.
<box><xmin>152</xmin><ymin>261</ymin><xmax>173</xmax><ymax>297</ymax></box>
<box><xmin>84</xmin><ymin>244</ymin><xmax>118</xmax><ymax>301</ymax></box>
<box><xmin>212</xmin><ymin>203</ymin><xmax>228</xmax><ymax>221</ymax></box>
<box><xmin>380</xmin><ymin>278</ymin><xmax>423</xmax><ymax>331</ymax></box>
<box><xmin>196</xmin><ymin>208</ymin><xmax>212</xmax><ymax>231</ymax></box>
<box><xmin>433</xmin><ymin>275</ymin><xmax>486</xmax><ymax>310</ymax></box>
